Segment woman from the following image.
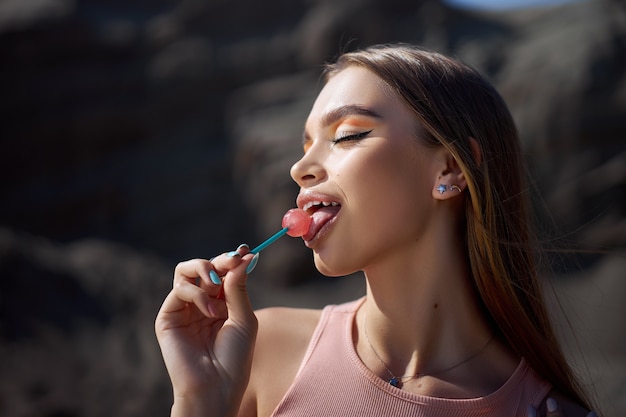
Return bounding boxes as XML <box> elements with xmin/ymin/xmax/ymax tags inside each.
<box><xmin>156</xmin><ymin>44</ymin><xmax>595</xmax><ymax>417</ymax></box>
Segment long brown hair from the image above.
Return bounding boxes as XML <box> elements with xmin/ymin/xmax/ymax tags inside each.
<box><xmin>324</xmin><ymin>44</ymin><xmax>590</xmax><ymax>409</ymax></box>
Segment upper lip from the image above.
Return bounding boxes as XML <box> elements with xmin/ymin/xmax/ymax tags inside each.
<box><xmin>296</xmin><ymin>191</ymin><xmax>342</xmax><ymax>214</ymax></box>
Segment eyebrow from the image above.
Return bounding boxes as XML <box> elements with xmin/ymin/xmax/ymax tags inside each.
<box><xmin>303</xmin><ymin>104</ymin><xmax>382</xmax><ymax>141</ymax></box>
<box><xmin>320</xmin><ymin>104</ymin><xmax>382</xmax><ymax>128</ymax></box>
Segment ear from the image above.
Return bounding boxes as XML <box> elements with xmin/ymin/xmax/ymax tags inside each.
<box><xmin>431</xmin><ymin>147</ymin><xmax>468</xmax><ymax>201</ymax></box>
<box><xmin>469</xmin><ymin>137</ymin><xmax>482</xmax><ymax>168</ymax></box>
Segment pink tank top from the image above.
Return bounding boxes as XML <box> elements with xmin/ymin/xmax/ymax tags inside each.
<box><xmin>271</xmin><ymin>298</ymin><xmax>551</xmax><ymax>417</ymax></box>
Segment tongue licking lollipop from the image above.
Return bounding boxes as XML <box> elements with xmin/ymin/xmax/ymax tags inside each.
<box><xmin>250</xmin><ymin>208</ymin><xmax>312</xmax><ymax>254</ymax></box>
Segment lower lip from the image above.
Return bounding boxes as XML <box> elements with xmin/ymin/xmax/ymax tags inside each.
<box><xmin>303</xmin><ymin>212</ymin><xmax>339</xmax><ymax>248</ymax></box>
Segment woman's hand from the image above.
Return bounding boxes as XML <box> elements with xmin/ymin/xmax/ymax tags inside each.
<box><xmin>527</xmin><ymin>396</ymin><xmax>598</xmax><ymax>417</ymax></box>
<box><xmin>155</xmin><ymin>246</ymin><xmax>258</xmax><ymax>417</ymax></box>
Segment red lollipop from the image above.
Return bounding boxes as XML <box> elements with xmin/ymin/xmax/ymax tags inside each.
<box><xmin>282</xmin><ymin>208</ymin><xmax>312</xmax><ymax>237</ymax></box>
<box><xmin>249</xmin><ymin>208</ymin><xmax>312</xmax><ymax>254</ymax></box>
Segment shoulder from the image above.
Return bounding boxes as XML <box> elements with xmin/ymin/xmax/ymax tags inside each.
<box><xmin>255</xmin><ymin>306</ymin><xmax>323</xmax><ymax>345</ymax></box>
<box><xmin>240</xmin><ymin>306</ymin><xmax>323</xmax><ymax>417</ymax></box>
<box><xmin>254</xmin><ymin>299</ymin><xmax>361</xmax><ymax>345</ymax></box>
<box><xmin>253</xmin><ymin>306</ymin><xmax>324</xmax><ymax>378</ymax></box>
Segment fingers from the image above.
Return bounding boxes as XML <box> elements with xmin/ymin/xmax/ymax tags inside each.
<box><xmin>173</xmin><ymin>258</ymin><xmax>224</xmax><ymax>290</ymax></box>
<box><xmin>548</xmin><ymin>397</ymin><xmax>599</xmax><ymax>417</ymax></box>
<box><xmin>545</xmin><ymin>398</ymin><xmax>564</xmax><ymax>417</ymax></box>
<box><xmin>202</xmin><ymin>244</ymin><xmax>258</xmax><ymax>331</ymax></box>
<box><xmin>160</xmin><ymin>255</ymin><xmax>234</xmax><ymax>318</ymax></box>
<box><xmin>526</xmin><ymin>398</ymin><xmax>563</xmax><ymax>417</ymax></box>
<box><xmin>173</xmin><ymin>248</ymin><xmax>245</xmax><ymax>287</ymax></box>
<box><xmin>163</xmin><ymin>279</ymin><xmax>214</xmax><ymax>318</ymax></box>
<box><xmin>529</xmin><ymin>397</ymin><xmax>567</xmax><ymax>417</ymax></box>
<box><xmin>210</xmin><ymin>244</ymin><xmax>251</xmax><ymax>278</ymax></box>
<box><xmin>165</xmin><ymin>244</ymin><xmax>256</xmax><ymax>321</ymax></box>
<box><xmin>528</xmin><ymin>397</ymin><xmax>598</xmax><ymax>417</ymax></box>
<box><xmin>158</xmin><ymin>258</ymin><xmax>223</xmax><ymax>320</ymax></box>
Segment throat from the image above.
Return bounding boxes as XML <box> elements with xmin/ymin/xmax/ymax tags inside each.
<box><xmin>358</xmin><ymin>302</ymin><xmax>495</xmax><ymax>393</ymax></box>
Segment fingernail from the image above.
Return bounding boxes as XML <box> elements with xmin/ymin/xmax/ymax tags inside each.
<box><xmin>586</xmin><ymin>412</ymin><xmax>598</xmax><ymax>417</ymax></box>
<box><xmin>527</xmin><ymin>405</ymin><xmax>537</xmax><ymax>417</ymax></box>
<box><xmin>227</xmin><ymin>250</ymin><xmax>241</xmax><ymax>257</ymax></box>
<box><xmin>546</xmin><ymin>398</ymin><xmax>558</xmax><ymax>413</ymax></box>
<box><xmin>245</xmin><ymin>253</ymin><xmax>259</xmax><ymax>274</ymax></box>
<box><xmin>209</xmin><ymin>270</ymin><xmax>221</xmax><ymax>285</ymax></box>
<box><xmin>237</xmin><ymin>243</ymin><xmax>249</xmax><ymax>251</ymax></box>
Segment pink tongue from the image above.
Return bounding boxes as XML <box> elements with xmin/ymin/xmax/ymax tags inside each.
<box><xmin>306</xmin><ymin>206</ymin><xmax>340</xmax><ymax>240</ymax></box>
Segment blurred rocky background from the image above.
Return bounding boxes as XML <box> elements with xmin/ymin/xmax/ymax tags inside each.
<box><xmin>0</xmin><ymin>0</ymin><xmax>624</xmax><ymax>415</ymax></box>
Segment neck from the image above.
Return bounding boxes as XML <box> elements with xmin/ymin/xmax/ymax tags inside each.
<box><xmin>356</xmin><ymin>234</ymin><xmax>497</xmax><ymax>387</ymax></box>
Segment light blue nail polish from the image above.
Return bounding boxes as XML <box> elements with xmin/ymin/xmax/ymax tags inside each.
<box><xmin>245</xmin><ymin>253</ymin><xmax>259</xmax><ymax>274</ymax></box>
<box><xmin>237</xmin><ymin>243</ymin><xmax>249</xmax><ymax>251</ymax></box>
<box><xmin>209</xmin><ymin>270</ymin><xmax>221</xmax><ymax>285</ymax></box>
<box><xmin>227</xmin><ymin>251</ymin><xmax>240</xmax><ymax>257</ymax></box>
<box><xmin>546</xmin><ymin>398</ymin><xmax>558</xmax><ymax>413</ymax></box>
<box><xmin>526</xmin><ymin>405</ymin><xmax>537</xmax><ymax>417</ymax></box>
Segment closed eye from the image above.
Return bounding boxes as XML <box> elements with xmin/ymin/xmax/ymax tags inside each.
<box><xmin>331</xmin><ymin>129</ymin><xmax>373</xmax><ymax>145</ymax></box>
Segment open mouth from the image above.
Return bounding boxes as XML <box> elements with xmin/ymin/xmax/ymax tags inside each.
<box><xmin>302</xmin><ymin>200</ymin><xmax>341</xmax><ymax>242</ymax></box>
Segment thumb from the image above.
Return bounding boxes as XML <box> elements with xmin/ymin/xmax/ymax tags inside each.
<box><xmin>221</xmin><ymin>253</ymin><xmax>258</xmax><ymax>329</ymax></box>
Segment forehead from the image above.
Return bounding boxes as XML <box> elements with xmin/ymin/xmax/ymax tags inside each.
<box><xmin>305</xmin><ymin>66</ymin><xmax>410</xmax><ymax>130</ymax></box>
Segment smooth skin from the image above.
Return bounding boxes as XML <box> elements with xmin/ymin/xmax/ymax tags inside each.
<box><xmin>155</xmin><ymin>66</ymin><xmax>595</xmax><ymax>417</ymax></box>
<box><xmin>156</xmin><ymin>249</ymin><xmax>258</xmax><ymax>417</ymax></box>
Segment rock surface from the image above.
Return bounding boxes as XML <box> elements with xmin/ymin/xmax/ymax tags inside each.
<box><xmin>0</xmin><ymin>0</ymin><xmax>624</xmax><ymax>415</ymax></box>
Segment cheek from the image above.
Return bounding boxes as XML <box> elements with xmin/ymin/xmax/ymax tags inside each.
<box><xmin>354</xmin><ymin>151</ymin><xmax>434</xmax><ymax>230</ymax></box>
<box><xmin>347</xmin><ymin>147</ymin><xmax>429</xmax><ymax>202</ymax></box>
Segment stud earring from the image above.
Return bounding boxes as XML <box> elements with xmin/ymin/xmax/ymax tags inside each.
<box><xmin>437</xmin><ymin>184</ymin><xmax>447</xmax><ymax>194</ymax></box>
<box><xmin>449</xmin><ymin>185</ymin><xmax>462</xmax><ymax>192</ymax></box>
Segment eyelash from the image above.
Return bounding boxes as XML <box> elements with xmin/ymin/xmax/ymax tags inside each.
<box><xmin>331</xmin><ymin>129</ymin><xmax>373</xmax><ymax>145</ymax></box>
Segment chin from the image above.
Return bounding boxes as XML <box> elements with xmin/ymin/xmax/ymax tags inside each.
<box><xmin>313</xmin><ymin>254</ymin><xmax>358</xmax><ymax>278</ymax></box>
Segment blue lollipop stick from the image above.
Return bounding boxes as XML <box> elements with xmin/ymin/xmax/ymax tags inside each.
<box><xmin>250</xmin><ymin>227</ymin><xmax>289</xmax><ymax>254</ymax></box>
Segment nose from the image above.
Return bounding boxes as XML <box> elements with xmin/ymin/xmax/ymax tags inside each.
<box><xmin>289</xmin><ymin>147</ymin><xmax>326</xmax><ymax>187</ymax></box>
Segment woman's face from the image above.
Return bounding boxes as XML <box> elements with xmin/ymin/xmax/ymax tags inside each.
<box><xmin>290</xmin><ymin>65</ymin><xmax>443</xmax><ymax>276</ymax></box>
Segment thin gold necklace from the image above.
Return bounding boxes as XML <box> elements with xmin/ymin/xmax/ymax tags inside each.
<box><xmin>362</xmin><ymin>311</ymin><xmax>494</xmax><ymax>389</ymax></box>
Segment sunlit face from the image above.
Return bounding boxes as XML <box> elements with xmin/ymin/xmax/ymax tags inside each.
<box><xmin>290</xmin><ymin>66</ymin><xmax>442</xmax><ymax>276</ymax></box>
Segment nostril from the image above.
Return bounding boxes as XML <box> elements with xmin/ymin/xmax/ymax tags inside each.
<box><xmin>290</xmin><ymin>152</ymin><xmax>325</xmax><ymax>186</ymax></box>
<box><xmin>290</xmin><ymin>162</ymin><xmax>318</xmax><ymax>184</ymax></box>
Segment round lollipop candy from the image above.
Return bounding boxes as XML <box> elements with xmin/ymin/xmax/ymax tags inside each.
<box><xmin>250</xmin><ymin>208</ymin><xmax>312</xmax><ymax>254</ymax></box>
<box><xmin>282</xmin><ymin>208</ymin><xmax>312</xmax><ymax>237</ymax></box>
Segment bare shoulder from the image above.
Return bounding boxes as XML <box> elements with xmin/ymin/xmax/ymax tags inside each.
<box><xmin>543</xmin><ymin>390</ymin><xmax>593</xmax><ymax>417</ymax></box>
<box><xmin>256</xmin><ymin>306</ymin><xmax>323</xmax><ymax>344</ymax></box>
<box><xmin>254</xmin><ymin>306</ymin><xmax>323</xmax><ymax>363</ymax></box>
<box><xmin>253</xmin><ymin>306</ymin><xmax>323</xmax><ymax>379</ymax></box>
<box><xmin>240</xmin><ymin>306</ymin><xmax>322</xmax><ymax>417</ymax></box>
